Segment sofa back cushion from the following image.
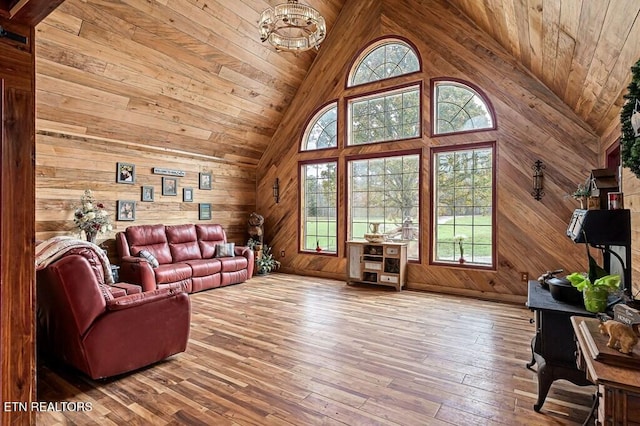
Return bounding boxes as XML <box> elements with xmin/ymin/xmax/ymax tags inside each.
<box><xmin>195</xmin><ymin>224</ymin><xmax>227</xmax><ymax>258</ymax></box>
<box><xmin>166</xmin><ymin>224</ymin><xmax>202</xmax><ymax>262</ymax></box>
<box><xmin>126</xmin><ymin>224</ymin><xmax>173</xmax><ymax>264</ymax></box>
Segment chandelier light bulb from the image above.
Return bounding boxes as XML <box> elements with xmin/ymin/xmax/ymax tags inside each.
<box><xmin>258</xmin><ymin>0</ymin><xmax>326</xmax><ymax>52</ymax></box>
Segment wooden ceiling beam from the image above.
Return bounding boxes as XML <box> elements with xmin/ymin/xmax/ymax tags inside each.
<box><xmin>0</xmin><ymin>0</ymin><xmax>64</xmax><ymax>26</ymax></box>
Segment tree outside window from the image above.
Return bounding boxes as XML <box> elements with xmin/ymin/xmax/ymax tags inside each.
<box><xmin>433</xmin><ymin>81</ymin><xmax>494</xmax><ymax>135</ymax></box>
<box><xmin>348</xmin><ymin>85</ymin><xmax>420</xmax><ymax>146</ymax></box>
<box><xmin>301</xmin><ymin>103</ymin><xmax>337</xmax><ymax>151</ymax></box>
<box><xmin>349</xmin><ymin>40</ymin><xmax>420</xmax><ymax>87</ymax></box>
<box><xmin>301</xmin><ymin>161</ymin><xmax>338</xmax><ymax>253</ymax></box>
<box><xmin>348</xmin><ymin>153</ymin><xmax>420</xmax><ymax>259</ymax></box>
<box><xmin>433</xmin><ymin>145</ymin><xmax>494</xmax><ymax>266</ymax></box>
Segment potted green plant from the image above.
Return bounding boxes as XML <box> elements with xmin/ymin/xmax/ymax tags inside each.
<box><xmin>571</xmin><ymin>183</ymin><xmax>591</xmax><ymax>209</ymax></box>
<box><xmin>255</xmin><ymin>244</ymin><xmax>280</xmax><ymax>275</ymax></box>
<box><xmin>453</xmin><ymin>234</ymin><xmax>466</xmax><ymax>264</ymax></box>
<box><xmin>566</xmin><ymin>246</ymin><xmax>621</xmax><ymax>313</ymax></box>
<box><xmin>246</xmin><ymin>237</ymin><xmax>262</xmax><ymax>251</ymax></box>
<box><xmin>246</xmin><ymin>237</ymin><xmax>263</xmax><ymax>259</ymax></box>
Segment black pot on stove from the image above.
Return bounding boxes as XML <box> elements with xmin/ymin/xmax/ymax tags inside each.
<box><xmin>537</xmin><ymin>269</ymin><xmax>584</xmax><ymax>306</ymax></box>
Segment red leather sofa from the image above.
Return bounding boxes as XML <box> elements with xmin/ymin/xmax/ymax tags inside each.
<box><xmin>116</xmin><ymin>224</ymin><xmax>254</xmax><ymax>293</ymax></box>
<box><xmin>36</xmin><ymin>247</ymin><xmax>191</xmax><ymax>380</ymax></box>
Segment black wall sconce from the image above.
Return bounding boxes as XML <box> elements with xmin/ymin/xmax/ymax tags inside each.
<box><xmin>532</xmin><ymin>160</ymin><xmax>545</xmax><ymax>201</ymax></box>
<box><xmin>273</xmin><ymin>178</ymin><xmax>280</xmax><ymax>204</ymax></box>
<box><xmin>0</xmin><ymin>26</ymin><xmax>28</xmax><ymax>44</ymax></box>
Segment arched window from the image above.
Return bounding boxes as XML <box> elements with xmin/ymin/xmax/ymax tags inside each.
<box><xmin>349</xmin><ymin>39</ymin><xmax>420</xmax><ymax>87</ymax></box>
<box><xmin>301</xmin><ymin>102</ymin><xmax>338</xmax><ymax>151</ymax></box>
<box><xmin>433</xmin><ymin>80</ymin><xmax>495</xmax><ymax>135</ymax></box>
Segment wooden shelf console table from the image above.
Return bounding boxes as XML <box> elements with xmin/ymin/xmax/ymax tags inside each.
<box><xmin>526</xmin><ymin>281</ymin><xmax>594</xmax><ymax>411</ymax></box>
<box><xmin>571</xmin><ymin>316</ymin><xmax>640</xmax><ymax>425</ymax></box>
<box><xmin>346</xmin><ymin>241</ymin><xmax>407</xmax><ymax>291</ymax></box>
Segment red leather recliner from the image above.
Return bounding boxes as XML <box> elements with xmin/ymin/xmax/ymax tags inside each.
<box><xmin>36</xmin><ymin>251</ymin><xmax>191</xmax><ymax>380</ymax></box>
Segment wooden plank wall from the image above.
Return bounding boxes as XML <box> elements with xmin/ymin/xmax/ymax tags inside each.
<box><xmin>36</xmin><ymin>131</ymin><xmax>256</xmax><ymax>254</ymax></box>
<box><xmin>33</xmin><ymin>0</ymin><xmax>635</xmax><ymax>303</ymax></box>
<box><xmin>34</xmin><ymin>0</ymin><xmax>264</xmax><ymax>252</ymax></box>
<box><xmin>257</xmin><ymin>0</ymin><xmax>602</xmax><ymax>302</ymax></box>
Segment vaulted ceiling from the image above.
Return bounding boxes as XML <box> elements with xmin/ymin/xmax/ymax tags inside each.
<box><xmin>34</xmin><ymin>0</ymin><xmax>640</xmax><ymax>167</ymax></box>
<box><xmin>449</xmin><ymin>0</ymin><xmax>640</xmax><ymax>137</ymax></box>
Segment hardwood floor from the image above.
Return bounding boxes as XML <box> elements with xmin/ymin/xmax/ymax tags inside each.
<box><xmin>36</xmin><ymin>274</ymin><xmax>594</xmax><ymax>425</ymax></box>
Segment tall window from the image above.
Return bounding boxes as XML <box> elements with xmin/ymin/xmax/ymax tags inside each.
<box><xmin>301</xmin><ymin>103</ymin><xmax>338</xmax><ymax>151</ymax></box>
<box><xmin>433</xmin><ymin>80</ymin><xmax>495</xmax><ymax>135</ymax></box>
<box><xmin>348</xmin><ymin>85</ymin><xmax>421</xmax><ymax>146</ymax></box>
<box><xmin>348</xmin><ymin>153</ymin><xmax>420</xmax><ymax>259</ymax></box>
<box><xmin>349</xmin><ymin>39</ymin><xmax>420</xmax><ymax>87</ymax></box>
<box><xmin>432</xmin><ymin>144</ymin><xmax>494</xmax><ymax>267</ymax></box>
<box><xmin>301</xmin><ymin>161</ymin><xmax>338</xmax><ymax>253</ymax></box>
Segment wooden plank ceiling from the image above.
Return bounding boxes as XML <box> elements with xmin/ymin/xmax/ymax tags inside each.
<box><xmin>36</xmin><ymin>0</ymin><xmax>345</xmax><ymax>167</ymax></box>
<box><xmin>437</xmin><ymin>0</ymin><xmax>640</xmax><ymax>137</ymax></box>
<box><xmin>36</xmin><ymin>0</ymin><xmax>640</xmax><ymax>166</ymax></box>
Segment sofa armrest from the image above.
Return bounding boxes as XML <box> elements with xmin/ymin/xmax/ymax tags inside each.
<box><xmin>118</xmin><ymin>257</ymin><xmax>157</xmax><ymax>292</ymax></box>
<box><xmin>106</xmin><ymin>287</ymin><xmax>186</xmax><ymax>311</ymax></box>
<box><xmin>234</xmin><ymin>245</ymin><xmax>250</xmax><ymax>257</ymax></box>
<box><xmin>235</xmin><ymin>246</ymin><xmax>254</xmax><ymax>278</ymax></box>
<box><xmin>110</xmin><ymin>282</ymin><xmax>142</xmax><ymax>295</ymax></box>
<box><xmin>107</xmin><ymin>286</ymin><xmax>127</xmax><ymax>298</ymax></box>
<box><xmin>120</xmin><ymin>255</ymin><xmax>145</xmax><ymax>263</ymax></box>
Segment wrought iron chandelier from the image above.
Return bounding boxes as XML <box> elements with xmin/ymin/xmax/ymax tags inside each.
<box><xmin>259</xmin><ymin>0</ymin><xmax>326</xmax><ymax>52</ymax></box>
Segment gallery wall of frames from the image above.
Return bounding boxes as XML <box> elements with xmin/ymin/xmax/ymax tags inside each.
<box><xmin>35</xmin><ymin>132</ymin><xmax>257</xmax><ymax>251</ymax></box>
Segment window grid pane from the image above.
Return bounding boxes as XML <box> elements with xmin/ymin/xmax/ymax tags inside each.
<box><xmin>433</xmin><ymin>147</ymin><xmax>493</xmax><ymax>265</ymax></box>
<box><xmin>302</xmin><ymin>104</ymin><xmax>338</xmax><ymax>151</ymax></box>
<box><xmin>348</xmin><ymin>154</ymin><xmax>420</xmax><ymax>259</ymax></box>
<box><xmin>350</xmin><ymin>42</ymin><xmax>420</xmax><ymax>87</ymax></box>
<box><xmin>301</xmin><ymin>162</ymin><xmax>338</xmax><ymax>253</ymax></box>
<box><xmin>434</xmin><ymin>83</ymin><xmax>493</xmax><ymax>135</ymax></box>
<box><xmin>348</xmin><ymin>87</ymin><xmax>420</xmax><ymax>146</ymax></box>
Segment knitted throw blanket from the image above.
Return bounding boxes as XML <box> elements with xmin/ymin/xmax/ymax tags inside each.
<box><xmin>35</xmin><ymin>236</ymin><xmax>114</xmax><ymax>285</ymax></box>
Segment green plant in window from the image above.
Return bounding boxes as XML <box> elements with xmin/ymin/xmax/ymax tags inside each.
<box><xmin>453</xmin><ymin>234</ymin><xmax>466</xmax><ymax>259</ymax></box>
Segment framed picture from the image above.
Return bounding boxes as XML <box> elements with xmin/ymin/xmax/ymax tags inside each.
<box><xmin>199</xmin><ymin>172</ymin><xmax>212</xmax><ymax>190</ymax></box>
<box><xmin>162</xmin><ymin>177</ymin><xmax>178</xmax><ymax>196</ymax></box>
<box><xmin>117</xmin><ymin>200</ymin><xmax>136</xmax><ymax>221</ymax></box>
<box><xmin>199</xmin><ymin>203</ymin><xmax>211</xmax><ymax>220</ymax></box>
<box><xmin>141</xmin><ymin>186</ymin><xmax>154</xmax><ymax>202</ymax></box>
<box><xmin>116</xmin><ymin>162</ymin><xmax>135</xmax><ymax>184</ymax></box>
<box><xmin>183</xmin><ymin>187</ymin><xmax>193</xmax><ymax>202</ymax></box>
